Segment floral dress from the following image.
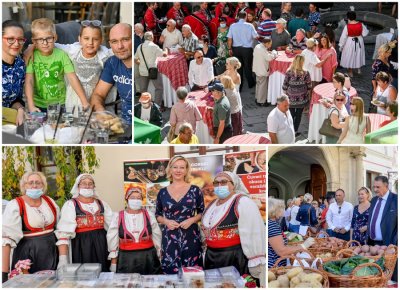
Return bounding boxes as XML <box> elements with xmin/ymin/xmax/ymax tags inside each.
<box><xmin>216</xmin><ymin>28</ymin><xmax>229</xmax><ymax>60</ymax></box>
<box><xmin>351</xmin><ymin>205</ymin><xmax>370</xmax><ymax>245</ymax></box>
<box><xmin>155</xmin><ymin>185</ymin><xmax>204</xmax><ymax>274</ymax></box>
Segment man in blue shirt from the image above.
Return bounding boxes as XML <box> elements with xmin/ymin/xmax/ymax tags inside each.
<box><xmin>91</xmin><ymin>23</ymin><xmax>132</xmax><ymax>124</ymax></box>
<box><xmin>227</xmin><ymin>11</ymin><xmax>258</xmax><ymax>90</ymax></box>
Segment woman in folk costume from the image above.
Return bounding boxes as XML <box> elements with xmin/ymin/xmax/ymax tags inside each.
<box><xmin>107</xmin><ymin>185</ymin><xmax>162</xmax><ymax>274</ymax></box>
<box><xmin>55</xmin><ymin>174</ymin><xmax>113</xmax><ymax>272</ymax></box>
<box><xmin>201</xmin><ymin>171</ymin><xmax>266</xmax><ymax>287</ymax></box>
<box><xmin>2</xmin><ymin>172</ymin><xmax>60</xmax><ymax>282</ymax></box>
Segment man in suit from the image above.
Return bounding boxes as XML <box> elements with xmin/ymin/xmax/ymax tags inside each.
<box><xmin>368</xmin><ymin>175</ymin><xmax>397</xmax><ymax>281</ymax></box>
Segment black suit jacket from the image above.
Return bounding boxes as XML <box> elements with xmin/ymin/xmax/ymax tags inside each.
<box><xmin>134</xmin><ymin>103</ymin><xmax>163</xmax><ymax>127</ymax></box>
<box><xmin>368</xmin><ymin>191</ymin><xmax>398</xmax><ymax>246</ymax></box>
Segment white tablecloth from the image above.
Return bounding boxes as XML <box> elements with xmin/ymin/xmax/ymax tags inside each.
<box><xmin>267</xmin><ymin>72</ymin><xmax>286</xmax><ymax>105</ymax></box>
<box><xmin>161</xmin><ymin>74</ymin><xmax>178</xmax><ymax>108</ymax></box>
<box><xmin>196</xmin><ymin>120</ymin><xmax>214</xmax><ymax>144</ymax></box>
<box><xmin>307</xmin><ymin>103</ymin><xmax>329</xmax><ymax>144</ymax></box>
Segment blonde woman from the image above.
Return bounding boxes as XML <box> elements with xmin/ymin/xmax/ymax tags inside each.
<box><xmin>220</xmin><ymin>75</ymin><xmax>243</xmax><ymax>136</ymax></box>
<box><xmin>2</xmin><ymin>172</ymin><xmax>60</xmax><ymax>281</ymax></box>
<box><xmin>282</xmin><ymin>54</ymin><xmax>312</xmax><ymax>134</ymax></box>
<box><xmin>350</xmin><ymin>187</ymin><xmax>371</xmax><ymax>244</ymax></box>
<box><xmin>372</xmin><ymin>43</ymin><xmax>395</xmax><ymax>94</ymax></box>
<box><xmin>155</xmin><ymin>155</ymin><xmax>204</xmax><ymax>274</ymax></box>
<box><xmin>216</xmin><ymin>56</ymin><xmax>241</xmax><ymax>91</ymax></box>
<box><xmin>338</xmin><ymin>96</ymin><xmax>371</xmax><ymax>144</ymax></box>
<box><xmin>268</xmin><ymin>197</ymin><xmax>315</xmax><ymax>268</ymax></box>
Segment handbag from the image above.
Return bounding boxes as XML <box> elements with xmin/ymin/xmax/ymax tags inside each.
<box><xmin>167</xmin><ymin>125</ymin><xmax>176</xmax><ymax>142</ymax></box>
<box><xmin>140</xmin><ymin>44</ymin><xmax>158</xmax><ymax>80</ymax></box>
<box><xmin>319</xmin><ymin>108</ymin><xmax>342</xmax><ymax>138</ymax></box>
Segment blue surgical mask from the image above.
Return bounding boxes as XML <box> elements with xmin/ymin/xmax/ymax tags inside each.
<box><xmin>26</xmin><ymin>189</ymin><xmax>44</xmax><ymax>199</ymax></box>
<box><xmin>128</xmin><ymin>199</ymin><xmax>143</xmax><ymax>210</ymax></box>
<box><xmin>220</xmin><ymin>23</ymin><xmax>226</xmax><ymax>28</ymax></box>
<box><xmin>214</xmin><ymin>186</ymin><xmax>231</xmax><ymax>199</ymax></box>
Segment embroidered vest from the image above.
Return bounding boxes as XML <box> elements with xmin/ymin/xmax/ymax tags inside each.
<box><xmin>118</xmin><ymin>209</ymin><xmax>154</xmax><ymax>250</ymax></box>
<box><xmin>16</xmin><ymin>195</ymin><xmax>57</xmax><ymax>235</ymax></box>
<box><xmin>347</xmin><ymin>23</ymin><xmax>362</xmax><ymax>37</ymax></box>
<box><xmin>201</xmin><ymin>194</ymin><xmax>243</xmax><ymax>248</ymax></box>
<box><xmin>73</xmin><ymin>198</ymin><xmax>105</xmax><ymax>233</ymax></box>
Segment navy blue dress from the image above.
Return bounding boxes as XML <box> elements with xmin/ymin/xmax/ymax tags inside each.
<box><xmin>351</xmin><ymin>205</ymin><xmax>370</xmax><ymax>245</ymax></box>
<box><xmin>155</xmin><ymin>185</ymin><xmax>204</xmax><ymax>274</ymax></box>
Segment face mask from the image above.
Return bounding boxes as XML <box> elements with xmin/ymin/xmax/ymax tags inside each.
<box><xmin>142</xmin><ymin>103</ymin><xmax>151</xmax><ymax>109</ymax></box>
<box><xmin>214</xmin><ymin>186</ymin><xmax>231</xmax><ymax>199</ymax></box>
<box><xmin>198</xmin><ymin>43</ymin><xmax>204</xmax><ymax>49</ymax></box>
<box><xmin>26</xmin><ymin>189</ymin><xmax>44</xmax><ymax>199</ymax></box>
<box><xmin>220</xmin><ymin>23</ymin><xmax>226</xmax><ymax>28</ymax></box>
<box><xmin>128</xmin><ymin>199</ymin><xmax>142</xmax><ymax>210</ymax></box>
<box><xmin>80</xmin><ymin>188</ymin><xmax>94</xmax><ymax>197</ymax></box>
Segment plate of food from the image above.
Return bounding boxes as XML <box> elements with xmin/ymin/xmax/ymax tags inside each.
<box><xmin>91</xmin><ymin>111</ymin><xmax>127</xmax><ymax>135</ymax></box>
<box><xmin>371</xmin><ymin>99</ymin><xmax>384</xmax><ymax>106</ymax></box>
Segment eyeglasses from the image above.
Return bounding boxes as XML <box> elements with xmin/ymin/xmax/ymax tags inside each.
<box><xmin>81</xmin><ymin>20</ymin><xmax>102</xmax><ymax>27</ymax></box>
<box><xmin>27</xmin><ymin>181</ymin><xmax>43</xmax><ymax>186</ymax></box>
<box><xmin>3</xmin><ymin>37</ymin><xmax>26</xmax><ymax>45</ymax></box>
<box><xmin>350</xmin><ymin>102</ymin><xmax>354</xmax><ymax>105</ymax></box>
<box><xmin>33</xmin><ymin>37</ymin><xmax>54</xmax><ymax>44</ymax></box>
<box><xmin>109</xmin><ymin>37</ymin><xmax>131</xmax><ymax>45</ymax></box>
<box><xmin>79</xmin><ymin>182</ymin><xmax>95</xmax><ymax>187</ymax></box>
<box><xmin>212</xmin><ymin>180</ymin><xmax>232</xmax><ymax>186</ymax></box>
<box><xmin>338</xmin><ymin>206</ymin><xmax>341</xmax><ymax>214</ymax></box>
<box><xmin>196</xmin><ymin>56</ymin><xmax>204</xmax><ymax>59</ymax></box>
<box><xmin>335</xmin><ymin>98</ymin><xmax>345</xmax><ymax>102</ymax></box>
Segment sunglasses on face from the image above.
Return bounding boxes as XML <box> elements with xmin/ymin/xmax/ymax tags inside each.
<box><xmin>196</xmin><ymin>56</ymin><xmax>204</xmax><ymax>59</ymax></box>
<box><xmin>335</xmin><ymin>98</ymin><xmax>345</xmax><ymax>102</ymax></box>
<box><xmin>212</xmin><ymin>179</ymin><xmax>232</xmax><ymax>186</ymax></box>
<box><xmin>3</xmin><ymin>37</ymin><xmax>26</xmax><ymax>45</ymax></box>
<box><xmin>81</xmin><ymin>20</ymin><xmax>102</xmax><ymax>27</ymax></box>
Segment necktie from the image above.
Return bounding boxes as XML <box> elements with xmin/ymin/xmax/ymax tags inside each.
<box><xmin>370</xmin><ymin>198</ymin><xmax>383</xmax><ymax>240</ymax></box>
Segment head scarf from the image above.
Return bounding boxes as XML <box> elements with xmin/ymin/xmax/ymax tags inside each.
<box><xmin>71</xmin><ymin>174</ymin><xmax>99</xmax><ymax>199</ymax></box>
<box><xmin>215</xmin><ymin>171</ymin><xmax>249</xmax><ymax>195</ymax></box>
<box><xmin>125</xmin><ymin>184</ymin><xmax>145</xmax><ymax>200</ymax></box>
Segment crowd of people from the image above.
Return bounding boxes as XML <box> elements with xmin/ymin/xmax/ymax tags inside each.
<box><xmin>268</xmin><ymin>175</ymin><xmax>398</xmax><ymax>274</ymax></box>
<box><xmin>2</xmin><ymin>18</ymin><xmax>133</xmax><ymax>127</ymax></box>
<box><xmin>2</xmin><ymin>156</ymin><xmax>266</xmax><ymax>286</ymax></box>
<box><xmin>134</xmin><ymin>2</ymin><xmax>398</xmax><ymax>144</ymax></box>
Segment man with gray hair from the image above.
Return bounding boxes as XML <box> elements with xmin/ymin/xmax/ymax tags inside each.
<box><xmin>134</xmin><ymin>23</ymin><xmax>144</xmax><ymax>54</ymax></box>
<box><xmin>159</xmin><ymin>19</ymin><xmax>183</xmax><ymax>49</ymax></box>
<box><xmin>267</xmin><ymin>94</ymin><xmax>295</xmax><ymax>144</ymax></box>
<box><xmin>182</xmin><ymin>24</ymin><xmax>199</xmax><ymax>60</ymax></box>
<box><xmin>134</xmin><ymin>31</ymin><xmax>167</xmax><ymax>107</ymax></box>
<box><xmin>271</xmin><ymin>18</ymin><xmax>291</xmax><ymax>50</ymax></box>
<box><xmin>170</xmin><ymin>122</ymin><xmax>199</xmax><ymax>144</ymax></box>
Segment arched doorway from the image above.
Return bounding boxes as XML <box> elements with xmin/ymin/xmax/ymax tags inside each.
<box><xmin>268</xmin><ymin>147</ymin><xmax>331</xmax><ymax>202</ymax></box>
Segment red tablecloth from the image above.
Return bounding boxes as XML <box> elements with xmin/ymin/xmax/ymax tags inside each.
<box><xmin>157</xmin><ymin>53</ymin><xmax>188</xmax><ymax>90</ymax></box>
<box><xmin>367</xmin><ymin>113</ymin><xmax>390</xmax><ymax>132</ymax></box>
<box><xmin>187</xmin><ymin>90</ymin><xmax>214</xmax><ymax>136</ymax></box>
<box><xmin>310</xmin><ymin>83</ymin><xmax>357</xmax><ymax>114</ymax></box>
<box><xmin>269</xmin><ymin>51</ymin><xmax>295</xmax><ymax>75</ymax></box>
<box><xmin>223</xmin><ymin>134</ymin><xmax>271</xmax><ymax>144</ymax></box>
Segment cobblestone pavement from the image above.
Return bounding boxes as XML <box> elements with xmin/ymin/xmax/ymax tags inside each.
<box><xmin>135</xmin><ymin>3</ymin><xmax>397</xmax><ymax>142</ymax></box>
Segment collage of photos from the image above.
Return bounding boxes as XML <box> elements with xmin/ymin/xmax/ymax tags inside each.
<box><xmin>0</xmin><ymin>0</ymin><xmax>398</xmax><ymax>289</ymax></box>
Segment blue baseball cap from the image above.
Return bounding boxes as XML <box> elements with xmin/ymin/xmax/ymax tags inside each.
<box><xmin>209</xmin><ymin>82</ymin><xmax>224</xmax><ymax>92</ymax></box>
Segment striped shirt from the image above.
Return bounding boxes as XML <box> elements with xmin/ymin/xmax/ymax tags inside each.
<box><xmin>268</xmin><ymin>219</ymin><xmax>287</xmax><ymax>268</ymax></box>
<box><xmin>183</xmin><ymin>33</ymin><xmax>199</xmax><ymax>53</ymax></box>
<box><xmin>257</xmin><ymin>18</ymin><xmax>277</xmax><ymax>37</ymax></box>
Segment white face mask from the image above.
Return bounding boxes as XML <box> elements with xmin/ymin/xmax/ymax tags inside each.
<box><xmin>80</xmin><ymin>188</ymin><xmax>94</xmax><ymax>197</ymax></box>
<box><xmin>128</xmin><ymin>199</ymin><xmax>142</xmax><ymax>210</ymax></box>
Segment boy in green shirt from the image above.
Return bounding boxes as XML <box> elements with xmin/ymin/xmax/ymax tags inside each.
<box><xmin>25</xmin><ymin>18</ymin><xmax>89</xmax><ymax>112</ymax></box>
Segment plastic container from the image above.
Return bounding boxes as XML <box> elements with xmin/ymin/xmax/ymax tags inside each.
<box><xmin>76</xmin><ymin>263</ymin><xmax>102</xmax><ymax>280</ymax></box>
<box><xmin>56</xmin><ymin>263</ymin><xmax>81</xmax><ymax>280</ymax></box>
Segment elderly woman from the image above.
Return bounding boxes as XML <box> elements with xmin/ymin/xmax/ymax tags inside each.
<box><xmin>169</xmin><ymin>86</ymin><xmax>202</xmax><ymax>138</ymax></box>
<box><xmin>295</xmin><ymin>193</ymin><xmax>318</xmax><ymax>235</ymax></box>
<box><xmin>2</xmin><ymin>172</ymin><xmax>60</xmax><ymax>281</ymax></box>
<box><xmin>2</xmin><ymin>20</ymin><xmax>26</xmax><ymax>125</ymax></box>
<box><xmin>350</xmin><ymin>187</ymin><xmax>371</xmax><ymax>245</ymax></box>
<box><xmin>155</xmin><ymin>155</ymin><xmax>204</xmax><ymax>274</ymax></box>
<box><xmin>55</xmin><ymin>174</ymin><xmax>113</xmax><ymax>272</ymax></box>
<box><xmin>268</xmin><ymin>198</ymin><xmax>315</xmax><ymax>269</ymax></box>
<box><xmin>107</xmin><ymin>185</ymin><xmax>162</xmax><ymax>274</ymax></box>
<box><xmin>201</xmin><ymin>172</ymin><xmax>265</xmax><ymax>286</ymax></box>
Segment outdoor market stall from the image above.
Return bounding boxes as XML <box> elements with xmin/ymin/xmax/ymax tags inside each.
<box><xmin>133</xmin><ymin>116</ymin><xmax>162</xmax><ymax>144</ymax></box>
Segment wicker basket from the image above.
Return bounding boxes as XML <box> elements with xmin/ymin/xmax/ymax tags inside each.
<box><xmin>269</xmin><ymin>265</ymin><xmax>329</xmax><ymax>288</ymax></box>
<box><xmin>308</xmin><ymin>237</ymin><xmax>347</xmax><ymax>257</ymax></box>
<box><xmin>337</xmin><ymin>244</ymin><xmax>398</xmax><ymax>275</ymax></box>
<box><xmin>319</xmin><ymin>261</ymin><xmax>386</xmax><ymax>288</ymax></box>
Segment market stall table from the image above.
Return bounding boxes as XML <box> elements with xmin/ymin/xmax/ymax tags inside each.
<box><xmin>157</xmin><ymin>53</ymin><xmax>189</xmax><ymax>108</ymax></box>
<box><xmin>308</xmin><ymin>83</ymin><xmax>357</xmax><ymax>144</ymax></box>
<box><xmin>223</xmin><ymin>134</ymin><xmax>271</xmax><ymax>144</ymax></box>
<box><xmin>186</xmin><ymin>90</ymin><xmax>214</xmax><ymax>144</ymax></box>
<box><xmin>134</xmin><ymin>116</ymin><xmax>162</xmax><ymax>144</ymax></box>
<box><xmin>267</xmin><ymin>51</ymin><xmax>295</xmax><ymax>105</ymax></box>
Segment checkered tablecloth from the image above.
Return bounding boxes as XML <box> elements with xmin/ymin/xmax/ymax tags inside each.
<box><xmin>157</xmin><ymin>53</ymin><xmax>188</xmax><ymax>90</ymax></box>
